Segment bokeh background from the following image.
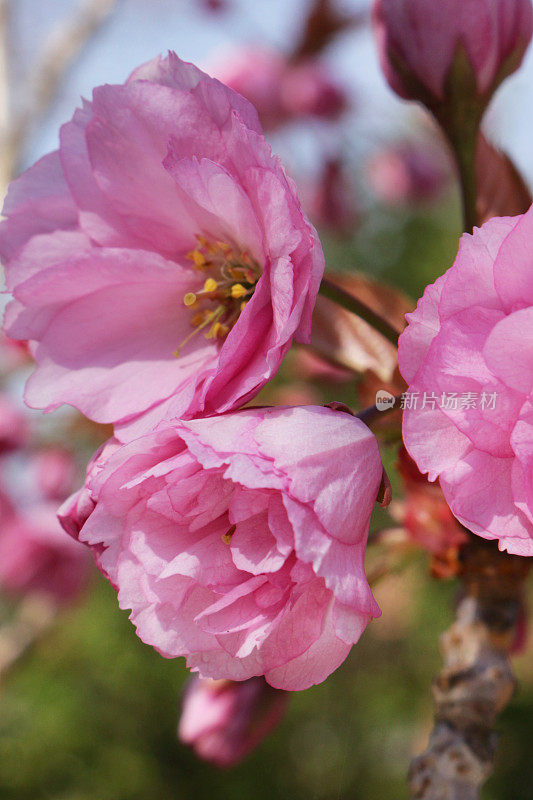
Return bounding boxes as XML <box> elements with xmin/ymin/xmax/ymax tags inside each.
<box><xmin>0</xmin><ymin>1</ymin><xmax>532</xmax><ymax>798</ymax></box>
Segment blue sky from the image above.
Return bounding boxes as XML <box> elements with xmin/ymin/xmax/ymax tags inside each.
<box><xmin>11</xmin><ymin>0</ymin><xmax>533</xmax><ymax>185</ymax></box>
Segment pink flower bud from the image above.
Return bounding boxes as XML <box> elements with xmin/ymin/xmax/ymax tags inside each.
<box><xmin>367</xmin><ymin>142</ymin><xmax>449</xmax><ymax>206</ymax></box>
<box><xmin>281</xmin><ymin>61</ymin><xmax>347</xmax><ymax>120</ymax></box>
<box><xmin>178</xmin><ymin>676</ymin><xmax>288</xmax><ymax>766</ymax></box>
<box><xmin>372</xmin><ymin>0</ymin><xmax>533</xmax><ymax>105</ymax></box>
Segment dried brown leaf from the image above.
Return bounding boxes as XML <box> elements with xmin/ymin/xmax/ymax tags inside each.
<box><xmin>311</xmin><ymin>272</ymin><xmax>413</xmax><ymax>382</ymax></box>
<box><xmin>476</xmin><ymin>133</ymin><xmax>532</xmax><ymax>224</ymax></box>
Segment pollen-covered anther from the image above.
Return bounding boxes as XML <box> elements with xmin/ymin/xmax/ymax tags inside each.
<box><xmin>186</xmin><ymin>249</ymin><xmax>209</xmax><ymax>269</ymax></box>
<box><xmin>230</xmin><ymin>283</ymin><xmax>248</xmax><ymax>299</ymax></box>
<box><xmin>177</xmin><ymin>235</ymin><xmax>261</xmax><ymax>356</ymax></box>
<box><xmin>203</xmin><ymin>278</ymin><xmax>219</xmax><ymax>293</ymax></box>
<box><xmin>183</xmin><ymin>292</ymin><xmax>198</xmax><ymax>307</ymax></box>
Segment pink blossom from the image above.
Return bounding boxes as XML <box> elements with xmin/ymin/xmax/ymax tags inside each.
<box><xmin>209</xmin><ymin>47</ymin><xmax>346</xmax><ymax>128</ymax></box>
<box><xmin>366</xmin><ymin>143</ymin><xmax>449</xmax><ymax>206</ymax></box>
<box><xmin>1</xmin><ymin>53</ymin><xmax>324</xmax><ymax>441</ymax></box>
<box><xmin>280</xmin><ymin>61</ymin><xmax>347</xmax><ymax>120</ymax></box>
<box><xmin>178</xmin><ymin>676</ymin><xmax>288</xmax><ymax>766</ymax></box>
<box><xmin>0</xmin><ymin>499</ymin><xmax>90</xmax><ymax>603</ymax></box>
<box><xmin>372</xmin><ymin>0</ymin><xmax>533</xmax><ymax>102</ymax></box>
<box><xmin>208</xmin><ymin>48</ymin><xmax>288</xmax><ymax>128</ymax></box>
<box><xmin>0</xmin><ymin>393</ymin><xmax>29</xmax><ymax>453</ymax></box>
<box><xmin>0</xmin><ymin>451</ymin><xmax>91</xmax><ymax>604</ymax></box>
<box><xmin>399</xmin><ymin>208</ymin><xmax>533</xmax><ymax>555</ymax></box>
<box><xmin>61</xmin><ymin>406</ymin><xmax>383</xmax><ymax>690</ymax></box>
<box><xmin>34</xmin><ymin>447</ymin><xmax>78</xmax><ymax>501</ymax></box>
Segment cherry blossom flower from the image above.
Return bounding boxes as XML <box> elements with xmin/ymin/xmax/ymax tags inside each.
<box><xmin>59</xmin><ymin>406</ymin><xmax>383</xmax><ymax>690</ymax></box>
<box><xmin>209</xmin><ymin>46</ymin><xmax>346</xmax><ymax>129</ymax></box>
<box><xmin>399</xmin><ymin>209</ymin><xmax>533</xmax><ymax>555</ymax></box>
<box><xmin>1</xmin><ymin>52</ymin><xmax>324</xmax><ymax>441</ymax></box>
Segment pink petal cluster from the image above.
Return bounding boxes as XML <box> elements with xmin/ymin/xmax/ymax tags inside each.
<box><xmin>399</xmin><ymin>209</ymin><xmax>533</xmax><ymax>555</ymax></box>
<box><xmin>1</xmin><ymin>52</ymin><xmax>324</xmax><ymax>441</ymax></box>
<box><xmin>209</xmin><ymin>47</ymin><xmax>346</xmax><ymax>129</ymax></box>
<box><xmin>372</xmin><ymin>0</ymin><xmax>533</xmax><ymax>102</ymax></box>
<box><xmin>366</xmin><ymin>142</ymin><xmax>449</xmax><ymax>206</ymax></box>
<box><xmin>0</xmin><ymin>428</ymin><xmax>90</xmax><ymax>604</ymax></box>
<box><xmin>178</xmin><ymin>676</ymin><xmax>288</xmax><ymax>766</ymax></box>
<box><xmin>59</xmin><ymin>406</ymin><xmax>382</xmax><ymax>690</ymax></box>
<box><xmin>0</xmin><ymin>494</ymin><xmax>90</xmax><ymax>604</ymax></box>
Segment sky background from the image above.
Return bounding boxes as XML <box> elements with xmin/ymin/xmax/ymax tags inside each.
<box><xmin>9</xmin><ymin>0</ymin><xmax>533</xmax><ymax>185</ymax></box>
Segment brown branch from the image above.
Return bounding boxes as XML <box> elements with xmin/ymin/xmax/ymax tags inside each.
<box><xmin>408</xmin><ymin>537</ymin><xmax>530</xmax><ymax>799</ymax></box>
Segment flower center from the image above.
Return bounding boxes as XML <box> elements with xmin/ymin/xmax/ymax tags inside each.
<box><xmin>175</xmin><ymin>235</ymin><xmax>261</xmax><ymax>356</ymax></box>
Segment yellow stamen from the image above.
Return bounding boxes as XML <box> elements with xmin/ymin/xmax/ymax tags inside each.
<box><xmin>210</xmin><ymin>322</ymin><xmax>229</xmax><ymax>339</ymax></box>
<box><xmin>187</xmin><ymin>249</ymin><xmax>207</xmax><ymax>268</ymax></box>
<box><xmin>230</xmin><ymin>283</ymin><xmax>248</xmax><ymax>299</ymax></box>
<box><xmin>183</xmin><ymin>292</ymin><xmax>198</xmax><ymax>307</ymax></box>
<box><xmin>228</xmin><ymin>267</ymin><xmax>248</xmax><ymax>281</ymax></box>
<box><xmin>240</xmin><ymin>301</ymin><xmax>247</xmax><ymax>312</ymax></box>
<box><xmin>203</xmin><ymin>278</ymin><xmax>218</xmax><ymax>293</ymax></box>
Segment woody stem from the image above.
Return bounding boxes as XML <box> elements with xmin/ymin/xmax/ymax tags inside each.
<box><xmin>408</xmin><ymin>537</ymin><xmax>530</xmax><ymax>800</ymax></box>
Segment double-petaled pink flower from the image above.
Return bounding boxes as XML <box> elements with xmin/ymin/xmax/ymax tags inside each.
<box><xmin>59</xmin><ymin>406</ymin><xmax>383</xmax><ymax>690</ymax></box>
<box><xmin>1</xmin><ymin>52</ymin><xmax>324</xmax><ymax>441</ymax></box>
<box><xmin>399</xmin><ymin>208</ymin><xmax>533</xmax><ymax>555</ymax></box>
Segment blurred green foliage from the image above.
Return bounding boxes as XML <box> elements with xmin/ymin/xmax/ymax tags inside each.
<box><xmin>0</xmin><ymin>200</ymin><xmax>531</xmax><ymax>800</ymax></box>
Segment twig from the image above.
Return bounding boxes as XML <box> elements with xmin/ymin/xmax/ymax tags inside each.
<box><xmin>408</xmin><ymin>537</ymin><xmax>530</xmax><ymax>799</ymax></box>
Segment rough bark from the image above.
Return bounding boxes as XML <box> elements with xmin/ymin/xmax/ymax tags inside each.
<box><xmin>408</xmin><ymin>537</ymin><xmax>530</xmax><ymax>800</ymax></box>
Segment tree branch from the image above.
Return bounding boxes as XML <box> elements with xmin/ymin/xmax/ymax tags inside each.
<box><xmin>408</xmin><ymin>537</ymin><xmax>530</xmax><ymax>799</ymax></box>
